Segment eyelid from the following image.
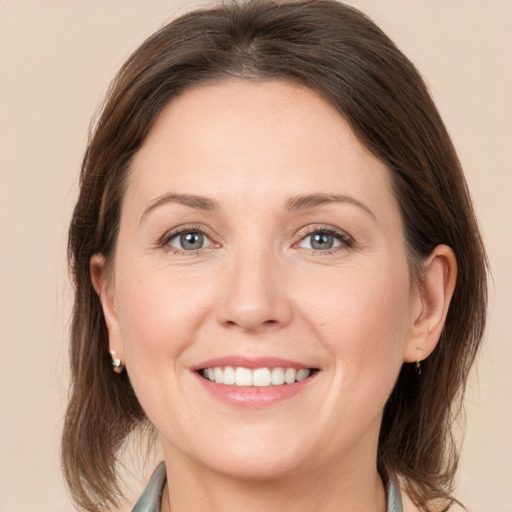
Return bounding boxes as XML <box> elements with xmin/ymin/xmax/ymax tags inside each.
<box><xmin>294</xmin><ymin>224</ymin><xmax>354</xmax><ymax>252</ymax></box>
<box><xmin>158</xmin><ymin>224</ymin><xmax>219</xmax><ymax>254</ymax></box>
<box><xmin>157</xmin><ymin>223</ymin><xmax>353</xmax><ymax>255</ymax></box>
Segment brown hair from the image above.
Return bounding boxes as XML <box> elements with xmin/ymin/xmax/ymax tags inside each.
<box><xmin>62</xmin><ymin>1</ymin><xmax>488</xmax><ymax>510</ymax></box>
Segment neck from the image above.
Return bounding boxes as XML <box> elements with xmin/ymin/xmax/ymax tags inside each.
<box><xmin>161</xmin><ymin>447</ymin><xmax>387</xmax><ymax>512</ymax></box>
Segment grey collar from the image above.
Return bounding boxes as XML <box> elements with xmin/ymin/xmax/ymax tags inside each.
<box><xmin>387</xmin><ymin>475</ymin><xmax>404</xmax><ymax>512</ymax></box>
<box><xmin>131</xmin><ymin>463</ymin><xmax>166</xmax><ymax>512</ymax></box>
<box><xmin>131</xmin><ymin>462</ymin><xmax>403</xmax><ymax>512</ymax></box>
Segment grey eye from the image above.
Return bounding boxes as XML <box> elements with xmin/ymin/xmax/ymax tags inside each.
<box><xmin>310</xmin><ymin>233</ymin><xmax>335</xmax><ymax>250</ymax></box>
<box><xmin>299</xmin><ymin>231</ymin><xmax>343</xmax><ymax>251</ymax></box>
<box><xmin>169</xmin><ymin>231</ymin><xmax>211</xmax><ymax>251</ymax></box>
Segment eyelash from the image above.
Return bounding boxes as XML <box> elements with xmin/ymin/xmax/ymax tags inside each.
<box><xmin>159</xmin><ymin>224</ymin><xmax>215</xmax><ymax>255</ymax></box>
<box><xmin>294</xmin><ymin>225</ymin><xmax>354</xmax><ymax>255</ymax></box>
<box><xmin>158</xmin><ymin>224</ymin><xmax>354</xmax><ymax>256</ymax></box>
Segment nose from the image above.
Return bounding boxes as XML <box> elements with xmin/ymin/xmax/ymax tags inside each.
<box><xmin>216</xmin><ymin>247</ymin><xmax>293</xmax><ymax>333</ymax></box>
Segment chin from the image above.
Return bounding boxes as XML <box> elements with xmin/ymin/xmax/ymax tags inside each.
<box><xmin>205</xmin><ymin>449</ymin><xmax>305</xmax><ymax>482</ymax></box>
<box><xmin>174</xmin><ymin>425</ymin><xmax>312</xmax><ymax>482</ymax></box>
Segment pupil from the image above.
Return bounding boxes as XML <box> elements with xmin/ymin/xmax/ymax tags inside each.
<box><xmin>180</xmin><ymin>232</ymin><xmax>203</xmax><ymax>250</ymax></box>
<box><xmin>311</xmin><ymin>233</ymin><xmax>333</xmax><ymax>250</ymax></box>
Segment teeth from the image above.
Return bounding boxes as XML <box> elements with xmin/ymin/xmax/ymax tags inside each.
<box><xmin>296</xmin><ymin>369</ymin><xmax>310</xmax><ymax>382</ymax></box>
<box><xmin>214</xmin><ymin>367</ymin><xmax>223</xmax><ymax>384</ymax></box>
<box><xmin>201</xmin><ymin>366</ymin><xmax>312</xmax><ymax>387</ymax></box>
<box><xmin>271</xmin><ymin>367</ymin><xmax>285</xmax><ymax>385</ymax></box>
<box><xmin>235</xmin><ymin>367</ymin><xmax>252</xmax><ymax>386</ymax></box>
<box><xmin>253</xmin><ymin>368</ymin><xmax>271</xmax><ymax>387</ymax></box>
<box><xmin>223</xmin><ymin>366</ymin><xmax>236</xmax><ymax>385</ymax></box>
<box><xmin>284</xmin><ymin>368</ymin><xmax>296</xmax><ymax>384</ymax></box>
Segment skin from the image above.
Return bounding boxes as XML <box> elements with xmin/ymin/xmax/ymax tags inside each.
<box><xmin>92</xmin><ymin>80</ymin><xmax>456</xmax><ymax>512</ymax></box>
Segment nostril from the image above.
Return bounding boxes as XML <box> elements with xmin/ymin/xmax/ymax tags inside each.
<box><xmin>220</xmin><ymin>313</ymin><xmax>283</xmax><ymax>332</ymax></box>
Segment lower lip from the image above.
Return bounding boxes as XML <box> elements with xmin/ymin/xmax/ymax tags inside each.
<box><xmin>194</xmin><ymin>372</ymin><xmax>317</xmax><ymax>407</ymax></box>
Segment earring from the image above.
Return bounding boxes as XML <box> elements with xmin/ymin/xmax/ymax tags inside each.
<box><xmin>415</xmin><ymin>360</ymin><xmax>422</xmax><ymax>375</ymax></box>
<box><xmin>110</xmin><ymin>350</ymin><xmax>125</xmax><ymax>374</ymax></box>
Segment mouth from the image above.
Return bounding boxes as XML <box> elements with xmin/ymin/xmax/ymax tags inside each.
<box><xmin>192</xmin><ymin>356</ymin><xmax>320</xmax><ymax>406</ymax></box>
<box><xmin>198</xmin><ymin>366</ymin><xmax>318</xmax><ymax>387</ymax></box>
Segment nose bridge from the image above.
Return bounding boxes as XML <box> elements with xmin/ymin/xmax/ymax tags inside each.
<box><xmin>217</xmin><ymin>239</ymin><xmax>292</xmax><ymax>332</ymax></box>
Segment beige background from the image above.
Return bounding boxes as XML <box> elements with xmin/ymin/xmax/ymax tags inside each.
<box><xmin>0</xmin><ymin>1</ymin><xmax>510</xmax><ymax>511</ymax></box>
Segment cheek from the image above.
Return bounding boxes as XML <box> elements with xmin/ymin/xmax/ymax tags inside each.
<box><xmin>116</xmin><ymin>271</ymin><xmax>210</xmax><ymax>360</ymax></box>
<box><xmin>112</xmin><ymin>263</ymin><xmax>217</xmax><ymax>430</ymax></box>
<box><xmin>298</xmin><ymin>262</ymin><xmax>411</xmax><ymax>374</ymax></box>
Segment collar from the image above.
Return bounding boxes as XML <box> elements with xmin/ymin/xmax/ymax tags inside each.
<box><xmin>131</xmin><ymin>462</ymin><xmax>403</xmax><ymax>512</ymax></box>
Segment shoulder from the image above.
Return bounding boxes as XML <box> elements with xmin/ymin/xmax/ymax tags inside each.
<box><xmin>445</xmin><ymin>504</ymin><xmax>465</xmax><ymax>512</ymax></box>
<box><xmin>131</xmin><ymin>462</ymin><xmax>167</xmax><ymax>512</ymax></box>
<box><xmin>401</xmin><ymin>492</ymin><xmax>465</xmax><ymax>512</ymax></box>
<box><xmin>401</xmin><ymin>492</ymin><xmax>420</xmax><ymax>512</ymax></box>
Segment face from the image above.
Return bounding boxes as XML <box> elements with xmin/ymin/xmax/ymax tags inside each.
<box><xmin>100</xmin><ymin>80</ymin><xmax>423</xmax><ymax>481</ymax></box>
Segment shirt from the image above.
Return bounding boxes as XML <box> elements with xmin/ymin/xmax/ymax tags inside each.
<box><xmin>131</xmin><ymin>462</ymin><xmax>404</xmax><ymax>512</ymax></box>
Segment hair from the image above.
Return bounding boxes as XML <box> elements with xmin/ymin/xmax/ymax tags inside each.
<box><xmin>62</xmin><ymin>1</ymin><xmax>488</xmax><ymax>511</ymax></box>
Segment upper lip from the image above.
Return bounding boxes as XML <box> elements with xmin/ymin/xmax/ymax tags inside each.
<box><xmin>192</xmin><ymin>356</ymin><xmax>317</xmax><ymax>371</ymax></box>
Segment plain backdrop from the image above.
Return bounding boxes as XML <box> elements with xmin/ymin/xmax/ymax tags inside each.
<box><xmin>0</xmin><ymin>1</ymin><xmax>511</xmax><ymax>511</ymax></box>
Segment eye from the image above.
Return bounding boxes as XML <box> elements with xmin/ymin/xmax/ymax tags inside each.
<box><xmin>165</xmin><ymin>229</ymin><xmax>213</xmax><ymax>252</ymax></box>
<box><xmin>297</xmin><ymin>227</ymin><xmax>352</xmax><ymax>252</ymax></box>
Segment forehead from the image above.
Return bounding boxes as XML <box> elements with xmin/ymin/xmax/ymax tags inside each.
<box><xmin>128</xmin><ymin>79</ymin><xmax>395</xmax><ymax>214</ymax></box>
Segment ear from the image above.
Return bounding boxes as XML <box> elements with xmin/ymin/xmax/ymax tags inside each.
<box><xmin>90</xmin><ymin>254</ymin><xmax>125</xmax><ymax>363</ymax></box>
<box><xmin>403</xmin><ymin>245</ymin><xmax>457</xmax><ymax>363</ymax></box>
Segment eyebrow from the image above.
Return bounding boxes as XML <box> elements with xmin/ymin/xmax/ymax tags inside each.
<box><xmin>140</xmin><ymin>193</ymin><xmax>217</xmax><ymax>223</ymax></box>
<box><xmin>285</xmin><ymin>193</ymin><xmax>376</xmax><ymax>220</ymax></box>
<box><xmin>140</xmin><ymin>191</ymin><xmax>376</xmax><ymax>223</ymax></box>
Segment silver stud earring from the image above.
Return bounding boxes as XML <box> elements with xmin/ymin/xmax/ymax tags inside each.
<box><xmin>110</xmin><ymin>350</ymin><xmax>125</xmax><ymax>374</ymax></box>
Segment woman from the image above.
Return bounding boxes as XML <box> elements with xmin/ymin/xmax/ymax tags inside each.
<box><xmin>61</xmin><ymin>1</ymin><xmax>487</xmax><ymax>511</ymax></box>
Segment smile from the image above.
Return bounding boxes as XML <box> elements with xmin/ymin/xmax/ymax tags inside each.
<box><xmin>200</xmin><ymin>366</ymin><xmax>314</xmax><ymax>387</ymax></box>
<box><xmin>193</xmin><ymin>357</ymin><xmax>319</xmax><ymax>406</ymax></box>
